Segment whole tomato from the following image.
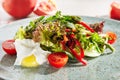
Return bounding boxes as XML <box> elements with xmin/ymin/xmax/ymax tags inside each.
<box><xmin>2</xmin><ymin>0</ymin><xmax>37</xmax><ymax>18</ymax></box>
<box><xmin>110</xmin><ymin>2</ymin><xmax>120</xmax><ymax>20</ymax></box>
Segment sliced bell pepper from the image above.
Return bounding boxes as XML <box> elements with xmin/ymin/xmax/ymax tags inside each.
<box><xmin>78</xmin><ymin>21</ymin><xmax>95</xmax><ymax>33</ymax></box>
<box><xmin>69</xmin><ymin>48</ymin><xmax>87</xmax><ymax>65</ymax></box>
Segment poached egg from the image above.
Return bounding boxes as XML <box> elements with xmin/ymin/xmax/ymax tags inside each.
<box><xmin>14</xmin><ymin>39</ymin><xmax>49</xmax><ymax>67</ymax></box>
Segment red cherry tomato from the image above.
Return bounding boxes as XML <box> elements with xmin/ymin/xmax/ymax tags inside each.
<box><xmin>47</xmin><ymin>52</ymin><xmax>68</xmax><ymax>68</ymax></box>
<box><xmin>110</xmin><ymin>2</ymin><xmax>120</xmax><ymax>20</ymax></box>
<box><xmin>2</xmin><ymin>40</ymin><xmax>16</xmax><ymax>55</ymax></box>
<box><xmin>34</xmin><ymin>0</ymin><xmax>56</xmax><ymax>16</ymax></box>
<box><xmin>2</xmin><ymin>0</ymin><xmax>37</xmax><ymax>18</ymax></box>
<box><xmin>106</xmin><ymin>32</ymin><xmax>117</xmax><ymax>44</ymax></box>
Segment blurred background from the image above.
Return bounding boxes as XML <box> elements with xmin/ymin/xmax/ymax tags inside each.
<box><xmin>0</xmin><ymin>0</ymin><xmax>120</xmax><ymax>26</ymax></box>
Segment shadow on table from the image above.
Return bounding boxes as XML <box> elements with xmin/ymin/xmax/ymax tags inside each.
<box><xmin>0</xmin><ymin>54</ymin><xmax>16</xmax><ymax>67</ymax></box>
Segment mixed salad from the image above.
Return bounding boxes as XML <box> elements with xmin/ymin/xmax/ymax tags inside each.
<box><xmin>2</xmin><ymin>11</ymin><xmax>117</xmax><ymax>68</ymax></box>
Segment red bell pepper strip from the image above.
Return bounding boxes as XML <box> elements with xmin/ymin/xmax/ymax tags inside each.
<box><xmin>65</xmin><ymin>29</ymin><xmax>71</xmax><ymax>32</ymax></box>
<box><xmin>61</xmin><ymin>33</ymin><xmax>87</xmax><ymax>65</ymax></box>
<box><xmin>60</xmin><ymin>41</ymin><xmax>66</xmax><ymax>50</ymax></box>
<box><xmin>68</xmin><ymin>34</ymin><xmax>86</xmax><ymax>65</ymax></box>
<box><xmin>69</xmin><ymin>48</ymin><xmax>87</xmax><ymax>65</ymax></box>
<box><xmin>70</xmin><ymin>34</ymin><xmax>75</xmax><ymax>38</ymax></box>
<box><xmin>78</xmin><ymin>21</ymin><xmax>95</xmax><ymax>33</ymax></box>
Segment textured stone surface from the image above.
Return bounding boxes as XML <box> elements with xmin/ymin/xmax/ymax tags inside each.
<box><xmin>0</xmin><ymin>16</ymin><xmax>120</xmax><ymax>80</ymax></box>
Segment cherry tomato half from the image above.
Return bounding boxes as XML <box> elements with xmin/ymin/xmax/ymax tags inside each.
<box><xmin>47</xmin><ymin>52</ymin><xmax>68</xmax><ymax>68</ymax></box>
<box><xmin>33</xmin><ymin>0</ymin><xmax>56</xmax><ymax>16</ymax></box>
<box><xmin>106</xmin><ymin>32</ymin><xmax>117</xmax><ymax>44</ymax></box>
<box><xmin>2</xmin><ymin>40</ymin><xmax>16</xmax><ymax>55</ymax></box>
<box><xmin>110</xmin><ymin>2</ymin><xmax>120</xmax><ymax>20</ymax></box>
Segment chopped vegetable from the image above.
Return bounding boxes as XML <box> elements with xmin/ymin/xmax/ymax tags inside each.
<box><xmin>14</xmin><ymin>11</ymin><xmax>115</xmax><ymax>66</ymax></box>
<box><xmin>2</xmin><ymin>39</ymin><xmax>16</xmax><ymax>55</ymax></box>
<box><xmin>106</xmin><ymin>31</ymin><xmax>117</xmax><ymax>44</ymax></box>
<box><xmin>14</xmin><ymin>27</ymin><xmax>26</xmax><ymax>39</ymax></box>
<box><xmin>78</xmin><ymin>21</ymin><xmax>95</xmax><ymax>33</ymax></box>
<box><xmin>90</xmin><ymin>21</ymin><xmax>104</xmax><ymax>33</ymax></box>
<box><xmin>47</xmin><ymin>52</ymin><xmax>68</xmax><ymax>68</ymax></box>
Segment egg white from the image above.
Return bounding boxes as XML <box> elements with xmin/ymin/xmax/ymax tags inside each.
<box><xmin>14</xmin><ymin>39</ymin><xmax>49</xmax><ymax>66</ymax></box>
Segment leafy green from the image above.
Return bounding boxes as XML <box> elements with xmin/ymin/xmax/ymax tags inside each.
<box><xmin>14</xmin><ymin>27</ymin><xmax>26</xmax><ymax>39</ymax></box>
<box><xmin>14</xmin><ymin>11</ymin><xmax>115</xmax><ymax>58</ymax></box>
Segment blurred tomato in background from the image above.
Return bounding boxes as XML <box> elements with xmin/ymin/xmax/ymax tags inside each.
<box><xmin>110</xmin><ymin>1</ymin><xmax>120</xmax><ymax>20</ymax></box>
<box><xmin>2</xmin><ymin>0</ymin><xmax>37</xmax><ymax>19</ymax></box>
<box><xmin>34</xmin><ymin>0</ymin><xmax>56</xmax><ymax>16</ymax></box>
<box><xmin>1</xmin><ymin>0</ymin><xmax>57</xmax><ymax>19</ymax></box>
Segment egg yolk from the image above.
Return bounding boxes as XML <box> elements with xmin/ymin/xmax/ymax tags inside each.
<box><xmin>21</xmin><ymin>54</ymin><xmax>39</xmax><ymax>67</ymax></box>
